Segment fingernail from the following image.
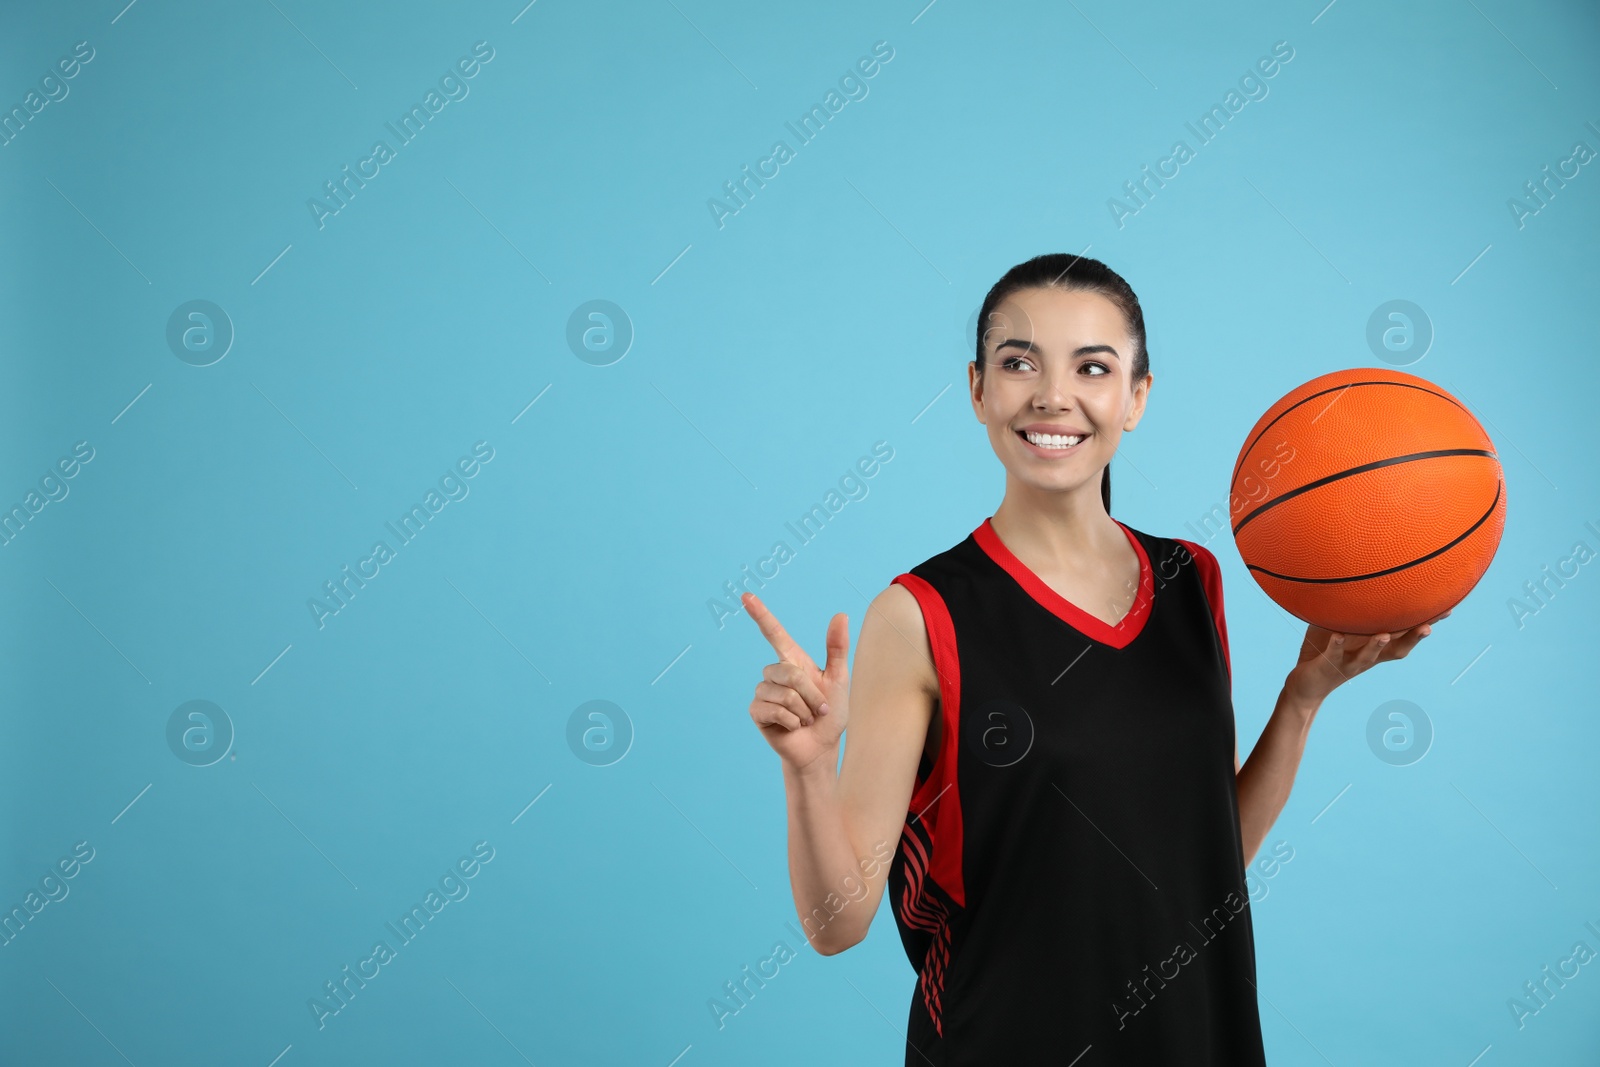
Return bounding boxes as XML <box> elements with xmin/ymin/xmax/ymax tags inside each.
<box><xmin>818</xmin><ymin>703</ymin><xmax>830</xmax><ymax>716</ymax></box>
<box><xmin>1378</xmin><ymin>636</ymin><xmax>1390</xmax><ymax>645</ymax></box>
<box><xmin>1334</xmin><ymin>635</ymin><xmax>1345</xmax><ymax>644</ymax></box>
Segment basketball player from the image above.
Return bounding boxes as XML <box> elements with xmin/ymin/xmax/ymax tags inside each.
<box><xmin>743</xmin><ymin>254</ymin><xmax>1449</xmax><ymax>1064</ymax></box>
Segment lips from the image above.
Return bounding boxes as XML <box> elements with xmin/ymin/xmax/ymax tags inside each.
<box><xmin>1017</xmin><ymin>425</ymin><xmax>1090</xmax><ymax>437</ymax></box>
<box><xmin>1016</xmin><ymin>429</ymin><xmax>1089</xmax><ymax>457</ymax></box>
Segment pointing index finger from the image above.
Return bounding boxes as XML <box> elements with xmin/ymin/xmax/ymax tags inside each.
<box><xmin>743</xmin><ymin>592</ymin><xmax>813</xmax><ymax>668</ymax></box>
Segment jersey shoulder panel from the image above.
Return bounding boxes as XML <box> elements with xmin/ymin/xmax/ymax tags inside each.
<box><xmin>1170</xmin><ymin>535</ymin><xmax>1231</xmax><ymax>683</ymax></box>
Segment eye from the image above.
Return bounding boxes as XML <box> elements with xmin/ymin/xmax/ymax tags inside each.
<box><xmin>997</xmin><ymin>356</ymin><xmax>1113</xmax><ymax>376</ymax></box>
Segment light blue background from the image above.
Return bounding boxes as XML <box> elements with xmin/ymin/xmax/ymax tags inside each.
<box><xmin>2</xmin><ymin>0</ymin><xmax>1597</xmax><ymax>1064</ymax></box>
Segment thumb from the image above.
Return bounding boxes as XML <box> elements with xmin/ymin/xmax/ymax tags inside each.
<box><xmin>823</xmin><ymin>612</ymin><xmax>850</xmax><ymax>681</ymax></box>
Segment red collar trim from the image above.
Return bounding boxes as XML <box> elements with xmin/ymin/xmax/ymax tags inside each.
<box><xmin>972</xmin><ymin>517</ymin><xmax>1154</xmax><ymax>648</ymax></box>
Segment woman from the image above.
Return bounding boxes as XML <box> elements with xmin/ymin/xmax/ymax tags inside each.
<box><xmin>743</xmin><ymin>253</ymin><xmax>1445</xmax><ymax>1065</ymax></box>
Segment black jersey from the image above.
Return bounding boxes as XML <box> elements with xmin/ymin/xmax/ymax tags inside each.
<box><xmin>886</xmin><ymin>517</ymin><xmax>1266</xmax><ymax>1066</ymax></box>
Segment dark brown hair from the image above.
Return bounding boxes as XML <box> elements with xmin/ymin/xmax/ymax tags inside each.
<box><xmin>974</xmin><ymin>253</ymin><xmax>1150</xmax><ymax>513</ymax></box>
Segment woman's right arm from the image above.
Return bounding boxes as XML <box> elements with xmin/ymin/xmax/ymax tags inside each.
<box><xmin>744</xmin><ymin>583</ymin><xmax>938</xmax><ymax>956</ymax></box>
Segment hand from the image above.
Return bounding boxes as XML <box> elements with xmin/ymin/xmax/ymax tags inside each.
<box><xmin>744</xmin><ymin>592</ymin><xmax>850</xmax><ymax>773</ymax></box>
<box><xmin>1283</xmin><ymin>609</ymin><xmax>1452</xmax><ymax>707</ymax></box>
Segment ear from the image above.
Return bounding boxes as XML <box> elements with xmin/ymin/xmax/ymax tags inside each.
<box><xmin>1123</xmin><ymin>371</ymin><xmax>1153</xmax><ymax>432</ymax></box>
<box><xmin>968</xmin><ymin>361</ymin><xmax>987</xmax><ymax>424</ymax></box>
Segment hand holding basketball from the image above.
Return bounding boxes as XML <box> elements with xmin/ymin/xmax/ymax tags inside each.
<box><xmin>1283</xmin><ymin>609</ymin><xmax>1451</xmax><ymax>706</ymax></box>
<box><xmin>744</xmin><ymin>592</ymin><xmax>850</xmax><ymax>773</ymax></box>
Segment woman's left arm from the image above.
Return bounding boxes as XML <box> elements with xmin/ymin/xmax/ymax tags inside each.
<box><xmin>1235</xmin><ymin>612</ymin><xmax>1449</xmax><ymax>865</ymax></box>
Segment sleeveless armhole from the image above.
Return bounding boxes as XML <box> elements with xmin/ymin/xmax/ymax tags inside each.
<box><xmin>1173</xmin><ymin>538</ymin><xmax>1232</xmax><ymax>688</ymax></box>
<box><xmin>889</xmin><ymin>572</ymin><xmax>966</xmax><ymax>909</ymax></box>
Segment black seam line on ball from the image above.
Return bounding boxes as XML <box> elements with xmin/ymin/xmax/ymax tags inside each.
<box><xmin>1232</xmin><ymin>449</ymin><xmax>1499</xmax><ymax>536</ymax></box>
<box><xmin>1242</xmin><ymin>479</ymin><xmax>1502</xmax><ymax>584</ymax></box>
<box><xmin>1229</xmin><ymin>380</ymin><xmax>1472</xmax><ymax>491</ymax></box>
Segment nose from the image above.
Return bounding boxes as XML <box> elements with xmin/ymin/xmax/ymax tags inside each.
<box><xmin>1032</xmin><ymin>361</ymin><xmax>1077</xmax><ymax>410</ymax></box>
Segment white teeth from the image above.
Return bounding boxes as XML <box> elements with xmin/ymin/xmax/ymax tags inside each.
<box><xmin>1023</xmin><ymin>431</ymin><xmax>1085</xmax><ymax>449</ymax></box>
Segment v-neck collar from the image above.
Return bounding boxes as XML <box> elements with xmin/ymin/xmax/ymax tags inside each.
<box><xmin>972</xmin><ymin>516</ymin><xmax>1154</xmax><ymax>649</ymax></box>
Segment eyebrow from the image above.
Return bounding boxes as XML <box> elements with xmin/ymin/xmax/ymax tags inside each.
<box><xmin>992</xmin><ymin>338</ymin><xmax>1121</xmax><ymax>361</ymax></box>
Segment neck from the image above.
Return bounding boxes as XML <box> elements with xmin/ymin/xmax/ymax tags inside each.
<box><xmin>989</xmin><ymin>471</ymin><xmax>1121</xmax><ymax>569</ymax></box>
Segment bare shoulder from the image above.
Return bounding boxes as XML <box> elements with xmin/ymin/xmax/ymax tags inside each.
<box><xmin>837</xmin><ymin>581</ymin><xmax>938</xmax><ymax>823</ymax></box>
<box><xmin>856</xmin><ymin>582</ymin><xmax>938</xmax><ymax>701</ymax></box>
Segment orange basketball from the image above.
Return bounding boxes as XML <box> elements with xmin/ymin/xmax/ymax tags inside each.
<box><xmin>1228</xmin><ymin>367</ymin><xmax>1506</xmax><ymax>635</ymax></box>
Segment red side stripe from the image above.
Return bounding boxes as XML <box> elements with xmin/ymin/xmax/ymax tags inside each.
<box><xmin>1174</xmin><ymin>538</ymin><xmax>1231</xmax><ymax>684</ymax></box>
<box><xmin>923</xmin><ymin>913</ymin><xmax>953</xmax><ymax>1035</ymax></box>
<box><xmin>889</xmin><ymin>572</ymin><xmax>963</xmax><ymax>1038</ymax></box>
<box><xmin>896</xmin><ymin>833</ymin><xmax>945</xmax><ymax>930</ymax></box>
<box><xmin>890</xmin><ymin>573</ymin><xmax>965</xmax><ymax>909</ymax></box>
<box><xmin>894</xmin><ymin>838</ymin><xmax>929</xmax><ymax>925</ymax></box>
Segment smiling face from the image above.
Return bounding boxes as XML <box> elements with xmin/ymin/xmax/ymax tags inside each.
<box><xmin>968</xmin><ymin>286</ymin><xmax>1152</xmax><ymax>499</ymax></box>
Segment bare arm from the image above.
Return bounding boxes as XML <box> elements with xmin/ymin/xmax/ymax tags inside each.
<box><xmin>1235</xmin><ymin>687</ymin><xmax>1320</xmax><ymax>865</ymax></box>
<box><xmin>1234</xmin><ymin>614</ymin><xmax>1447</xmax><ymax>864</ymax></box>
<box><xmin>744</xmin><ymin>585</ymin><xmax>936</xmax><ymax>956</ymax></box>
